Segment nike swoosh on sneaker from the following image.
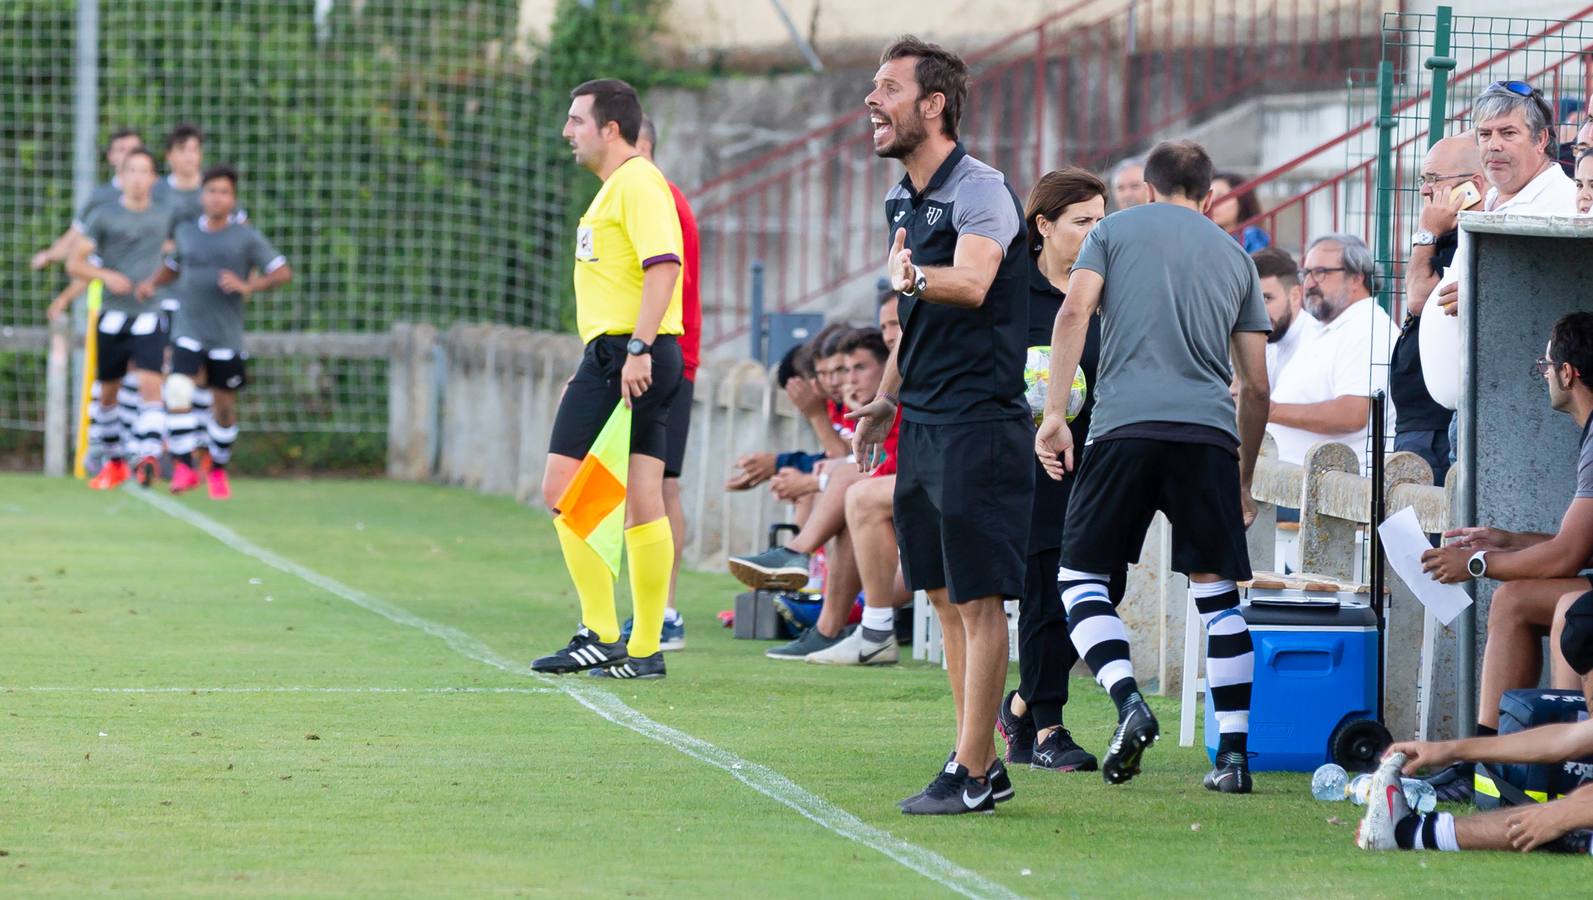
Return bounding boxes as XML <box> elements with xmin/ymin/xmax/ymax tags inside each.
<box><xmin>1385</xmin><ymin>784</ymin><xmax>1400</xmax><ymax>812</ymax></box>
<box><xmin>859</xmin><ymin>642</ymin><xmax>891</xmax><ymax>663</ymax></box>
<box><xmin>961</xmin><ymin>787</ymin><xmax>991</xmax><ymax>809</ymax></box>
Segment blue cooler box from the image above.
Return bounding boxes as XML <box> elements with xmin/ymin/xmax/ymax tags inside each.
<box><xmin>1204</xmin><ymin>601</ymin><xmax>1378</xmax><ymax>771</ymax></box>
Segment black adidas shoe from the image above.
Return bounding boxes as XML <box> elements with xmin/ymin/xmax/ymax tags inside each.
<box><xmin>1204</xmin><ymin>750</ymin><xmax>1254</xmax><ymax>794</ymax></box>
<box><xmin>899</xmin><ymin>762</ymin><xmax>996</xmax><ymax>816</ymax></box>
<box><xmin>530</xmin><ymin>628</ymin><xmax>628</xmax><ymax>674</ymax></box>
<box><xmin>1421</xmin><ymin>760</ymin><xmax>1474</xmax><ymax>803</ymax></box>
<box><xmin>1102</xmin><ymin>694</ymin><xmax>1159</xmax><ymax>785</ymax></box>
<box><xmin>590</xmin><ymin>651</ymin><xmax>666</xmax><ymax>680</ymax></box>
<box><xmin>996</xmin><ymin>690</ymin><xmax>1035</xmax><ymax>765</ymax></box>
<box><xmin>1032</xmin><ymin>728</ymin><xmax>1098</xmax><ymax>772</ymax></box>
<box><xmin>987</xmin><ymin>758</ymin><xmax>1014</xmax><ymax>804</ymax></box>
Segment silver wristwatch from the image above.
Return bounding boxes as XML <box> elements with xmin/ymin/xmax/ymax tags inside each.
<box><xmin>901</xmin><ymin>264</ymin><xmax>927</xmax><ymax>298</ymax></box>
<box><xmin>1411</xmin><ymin>229</ymin><xmax>1437</xmax><ymax>247</ymax></box>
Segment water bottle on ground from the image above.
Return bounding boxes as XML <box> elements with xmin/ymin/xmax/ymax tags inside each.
<box><xmin>1310</xmin><ymin>763</ymin><xmax>1348</xmax><ymax>801</ymax></box>
<box><xmin>1343</xmin><ymin>771</ymin><xmax>1437</xmax><ymax>812</ymax></box>
<box><xmin>1348</xmin><ymin>772</ymin><xmax>1374</xmax><ymax>805</ymax></box>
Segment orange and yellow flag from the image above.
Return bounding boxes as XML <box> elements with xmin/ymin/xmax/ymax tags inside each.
<box><xmin>554</xmin><ymin>403</ymin><xmax>630</xmax><ymax>577</ymax></box>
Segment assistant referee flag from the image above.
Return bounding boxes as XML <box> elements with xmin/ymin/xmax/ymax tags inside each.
<box><xmin>553</xmin><ymin>403</ymin><xmax>631</xmax><ymax>577</ymax></box>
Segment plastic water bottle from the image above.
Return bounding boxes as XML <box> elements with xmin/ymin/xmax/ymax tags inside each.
<box><xmin>1310</xmin><ymin>763</ymin><xmax>1348</xmax><ymax>801</ymax></box>
<box><xmin>1348</xmin><ymin>772</ymin><xmax>1374</xmax><ymax>805</ymax></box>
<box><xmin>1404</xmin><ymin>778</ymin><xmax>1438</xmax><ymax>813</ymax></box>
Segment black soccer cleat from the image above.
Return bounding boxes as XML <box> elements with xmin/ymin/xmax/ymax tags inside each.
<box><xmin>1102</xmin><ymin>694</ymin><xmax>1159</xmax><ymax>785</ymax></box>
<box><xmin>987</xmin><ymin>758</ymin><xmax>1015</xmax><ymax>804</ymax></box>
<box><xmin>589</xmin><ymin>651</ymin><xmax>666</xmax><ymax>680</ymax></box>
<box><xmin>899</xmin><ymin>762</ymin><xmax>996</xmax><ymax>816</ymax></box>
<box><xmin>530</xmin><ymin>628</ymin><xmax>628</xmax><ymax>675</ymax></box>
<box><xmin>1203</xmin><ymin>750</ymin><xmax>1254</xmax><ymax>794</ymax></box>
<box><xmin>996</xmin><ymin>690</ymin><xmax>1035</xmax><ymax>765</ymax></box>
<box><xmin>1032</xmin><ymin>728</ymin><xmax>1098</xmax><ymax>772</ymax></box>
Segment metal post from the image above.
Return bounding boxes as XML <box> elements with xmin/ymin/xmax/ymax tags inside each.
<box><xmin>67</xmin><ymin>0</ymin><xmax>99</xmax><ymax>477</ymax></box>
<box><xmin>748</xmin><ymin>260</ymin><xmax>765</xmax><ymax>363</ymax></box>
<box><xmin>1370</xmin><ymin>391</ymin><xmax>1387</xmax><ymax>723</ymax></box>
<box><xmin>1371</xmin><ymin>60</ymin><xmax>1396</xmax><ymax>314</ymax></box>
<box><xmin>45</xmin><ymin>318</ymin><xmax>69</xmax><ymax>476</ymax></box>
<box><xmin>1424</xmin><ymin>7</ymin><xmax>1456</xmax><ymax>151</ymax></box>
<box><xmin>766</xmin><ymin>0</ymin><xmax>823</xmax><ymax>73</ymax></box>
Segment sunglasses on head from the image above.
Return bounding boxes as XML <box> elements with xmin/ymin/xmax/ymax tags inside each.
<box><xmin>1486</xmin><ymin>80</ymin><xmax>1556</xmax><ymax>121</ymax></box>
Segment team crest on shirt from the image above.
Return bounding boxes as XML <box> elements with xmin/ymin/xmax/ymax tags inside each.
<box><xmin>924</xmin><ymin>206</ymin><xmax>945</xmax><ymax>226</ymax></box>
<box><xmin>575</xmin><ymin>226</ymin><xmax>596</xmax><ymax>261</ymax></box>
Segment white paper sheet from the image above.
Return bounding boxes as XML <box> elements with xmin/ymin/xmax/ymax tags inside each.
<box><xmin>1377</xmin><ymin>506</ymin><xmax>1474</xmax><ymax>627</ymax></box>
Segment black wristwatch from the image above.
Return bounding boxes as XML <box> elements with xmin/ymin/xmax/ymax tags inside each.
<box><xmin>626</xmin><ymin>338</ymin><xmax>652</xmax><ymax>356</ymax></box>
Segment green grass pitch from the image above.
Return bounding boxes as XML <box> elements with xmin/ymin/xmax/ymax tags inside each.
<box><xmin>2</xmin><ymin>473</ymin><xmax>1585</xmax><ymax>896</ymax></box>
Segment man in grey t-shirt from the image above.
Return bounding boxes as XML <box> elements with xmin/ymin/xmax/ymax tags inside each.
<box><xmin>1413</xmin><ymin>312</ymin><xmax>1593</xmax><ymax>801</ymax></box>
<box><xmin>146</xmin><ymin>164</ymin><xmax>292</xmax><ymax>499</ymax></box>
<box><xmin>1035</xmin><ymin>139</ymin><xmax>1272</xmax><ymax>794</ymax></box>
<box><xmin>67</xmin><ymin>147</ymin><xmax>180</xmax><ymax>489</ymax></box>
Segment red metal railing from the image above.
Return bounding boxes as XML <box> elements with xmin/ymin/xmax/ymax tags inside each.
<box><xmin>693</xmin><ymin>0</ymin><xmax>1390</xmax><ymax>351</ymax></box>
<box><xmin>1220</xmin><ymin>8</ymin><xmax>1593</xmax><ymax>277</ymax></box>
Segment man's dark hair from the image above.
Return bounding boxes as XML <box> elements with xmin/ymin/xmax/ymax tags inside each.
<box><xmin>202</xmin><ymin>164</ymin><xmax>239</xmax><ymax>189</ymax></box>
<box><xmin>1214</xmin><ymin>171</ymin><xmax>1261</xmax><ymax>223</ymax></box>
<box><xmin>121</xmin><ymin>146</ymin><xmax>157</xmax><ymax>170</ymax></box>
<box><xmin>880</xmin><ymin>35</ymin><xmax>969</xmax><ymax>142</ymax></box>
<box><xmin>106</xmin><ymin>127</ymin><xmax>141</xmax><ymax>153</ymax></box>
<box><xmin>838</xmin><ymin>327</ymin><xmax>888</xmax><ymax>363</ymax></box>
<box><xmin>1143</xmin><ymin>140</ymin><xmax>1214</xmax><ymax>200</ymax></box>
<box><xmin>164</xmin><ymin>122</ymin><xmax>204</xmax><ymax>152</ymax></box>
<box><xmin>638</xmin><ymin>115</ymin><xmax>657</xmax><ymax>149</ymax></box>
<box><xmin>1549</xmin><ymin>311</ymin><xmax>1593</xmax><ymax>390</ymax></box>
<box><xmin>776</xmin><ymin>342</ymin><xmax>813</xmax><ymax>388</ymax></box>
<box><xmin>819</xmin><ymin>325</ymin><xmax>855</xmax><ymax>360</ymax></box>
<box><xmin>1251</xmin><ymin>246</ymin><xmax>1298</xmax><ymax>287</ymax></box>
<box><xmin>570</xmin><ymin>78</ymin><xmax>643</xmax><ymax>145</ymax></box>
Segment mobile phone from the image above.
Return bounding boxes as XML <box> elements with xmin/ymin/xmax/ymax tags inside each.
<box><xmin>1449</xmin><ymin>181</ymin><xmax>1483</xmax><ymax>209</ymax></box>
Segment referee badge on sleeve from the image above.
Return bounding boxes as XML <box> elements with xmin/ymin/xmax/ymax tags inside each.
<box><xmin>575</xmin><ymin>226</ymin><xmax>596</xmax><ymax>261</ymax></box>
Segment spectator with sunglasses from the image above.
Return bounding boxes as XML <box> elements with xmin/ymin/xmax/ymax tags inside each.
<box><xmin>1421</xmin><ymin>81</ymin><xmax>1579</xmax><ymax>417</ymax></box>
<box><xmin>1412</xmin><ymin>313</ymin><xmax>1593</xmax><ymax>803</ymax></box>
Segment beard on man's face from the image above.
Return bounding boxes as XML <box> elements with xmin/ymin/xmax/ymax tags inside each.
<box><xmin>877</xmin><ymin>108</ymin><xmax>930</xmax><ymax>160</ymax></box>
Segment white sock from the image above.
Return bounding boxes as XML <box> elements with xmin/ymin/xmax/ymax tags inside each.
<box><xmin>1435</xmin><ymin>812</ymin><xmax>1459</xmax><ymax>852</ymax></box>
<box><xmin>861</xmin><ymin>605</ymin><xmax>894</xmax><ymax>634</ymax></box>
<box><xmin>663</xmin><ymin>607</ymin><xmax>682</xmax><ymax>625</ymax></box>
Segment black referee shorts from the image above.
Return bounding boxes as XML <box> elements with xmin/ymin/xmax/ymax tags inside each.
<box><xmin>893</xmin><ymin>416</ymin><xmax>1033</xmax><ymax>604</ymax></box>
<box><xmin>1059</xmin><ymin>438</ymin><xmax>1253</xmax><ymax>582</ymax></box>
<box><xmin>548</xmin><ymin>334</ymin><xmax>682</xmax><ymax>462</ymax></box>
<box><xmin>663</xmin><ymin>378</ymin><xmax>694</xmax><ymax>479</ymax></box>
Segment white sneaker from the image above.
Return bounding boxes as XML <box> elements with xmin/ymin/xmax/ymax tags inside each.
<box><xmin>805</xmin><ymin>628</ymin><xmax>899</xmax><ymax>665</ymax></box>
<box><xmin>1356</xmin><ymin>752</ymin><xmax>1411</xmax><ymax>851</ymax></box>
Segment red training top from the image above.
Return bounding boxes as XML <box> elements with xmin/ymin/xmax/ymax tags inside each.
<box><xmin>668</xmin><ymin>181</ymin><xmax>702</xmax><ymax>382</ymax></box>
<box><xmin>872</xmin><ymin>407</ymin><xmax>903</xmax><ymax>478</ymax></box>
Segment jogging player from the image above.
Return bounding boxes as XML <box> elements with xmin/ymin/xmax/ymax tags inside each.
<box><xmin>66</xmin><ymin>147</ymin><xmax>179</xmax><ymax>490</ymax></box>
<box><xmin>851</xmin><ymin>36</ymin><xmax>1033</xmax><ymax>815</ymax></box>
<box><xmin>39</xmin><ymin>127</ymin><xmax>143</xmax><ymax>324</ymax></box>
<box><xmin>531</xmin><ymin>79</ymin><xmax>684</xmax><ymax>681</ymax></box>
<box><xmin>1034</xmin><ymin>139</ymin><xmax>1271</xmax><ymax>793</ymax></box>
<box><xmin>143</xmin><ymin>164</ymin><xmax>292</xmax><ymax>499</ymax></box>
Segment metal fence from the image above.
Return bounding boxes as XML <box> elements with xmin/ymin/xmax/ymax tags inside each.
<box><xmin>689</xmin><ymin>0</ymin><xmax>1392</xmax><ymax>352</ymax></box>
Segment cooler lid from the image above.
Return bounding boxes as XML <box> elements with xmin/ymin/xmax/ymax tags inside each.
<box><xmin>1241</xmin><ymin>601</ymin><xmax>1378</xmax><ymax>628</ymax></box>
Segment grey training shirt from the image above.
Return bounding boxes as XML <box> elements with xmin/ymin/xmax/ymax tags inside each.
<box><xmin>82</xmin><ymin>200</ymin><xmax>178</xmax><ymax>317</ymax></box>
<box><xmin>72</xmin><ymin>178</ymin><xmax>123</xmax><ymax>230</ymax></box>
<box><xmin>1072</xmin><ymin>203</ymin><xmax>1271</xmax><ymax>445</ymax></box>
<box><xmin>168</xmin><ymin>217</ymin><xmax>286</xmax><ymax>350</ymax></box>
<box><xmin>153</xmin><ymin>176</ymin><xmax>203</xmax><ymax>223</ymax></box>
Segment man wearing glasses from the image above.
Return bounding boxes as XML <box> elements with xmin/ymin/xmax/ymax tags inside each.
<box><xmin>1414</xmin><ymin>312</ymin><xmax>1593</xmax><ymax>804</ymax></box>
<box><xmin>1265</xmin><ymin>232</ymin><xmax>1395</xmax><ymax>472</ymax></box>
<box><xmin>1421</xmin><ymin>81</ymin><xmax>1579</xmax><ymax>413</ymax></box>
<box><xmin>1393</xmin><ymin>134</ymin><xmax>1484</xmax><ymax>484</ymax></box>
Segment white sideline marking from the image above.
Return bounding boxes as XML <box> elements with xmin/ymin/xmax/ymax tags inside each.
<box><xmin>130</xmin><ymin>489</ymin><xmax>1020</xmax><ymax>900</ymax></box>
<box><xmin>6</xmin><ymin>686</ymin><xmax>554</xmax><ymax>695</ymax></box>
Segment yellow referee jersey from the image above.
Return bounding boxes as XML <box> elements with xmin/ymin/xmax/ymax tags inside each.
<box><xmin>573</xmin><ymin>156</ymin><xmax>685</xmax><ymax>344</ymax></box>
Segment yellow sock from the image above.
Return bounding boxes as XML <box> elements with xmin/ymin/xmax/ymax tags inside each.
<box><xmin>554</xmin><ymin>517</ymin><xmax>619</xmax><ymax>643</ymax></box>
<box><xmin>623</xmin><ymin>518</ymin><xmax>673</xmax><ymax>658</ymax></box>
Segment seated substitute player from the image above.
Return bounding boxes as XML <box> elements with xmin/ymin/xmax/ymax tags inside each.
<box><xmin>66</xmin><ymin>147</ymin><xmax>179</xmax><ymax>490</ymax></box>
<box><xmin>532</xmin><ymin>78</ymin><xmax>685</xmax><ymax>681</ymax></box>
<box><xmin>142</xmin><ymin>164</ymin><xmax>292</xmax><ymax>499</ymax></box>
<box><xmin>1357</xmin><ymin>590</ymin><xmax>1593</xmax><ymax>855</ymax></box>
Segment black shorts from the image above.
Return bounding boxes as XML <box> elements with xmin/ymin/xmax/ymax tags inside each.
<box><xmin>549</xmin><ymin>334</ymin><xmax>683</xmax><ymax>462</ymax></box>
<box><xmin>172</xmin><ymin>340</ymin><xmax>248</xmax><ymax>391</ymax></box>
<box><xmin>96</xmin><ymin>310</ymin><xmax>166</xmax><ymax>382</ymax></box>
<box><xmin>1060</xmin><ymin>438</ymin><xmax>1253</xmax><ymax>582</ymax></box>
<box><xmin>893</xmin><ymin>416</ymin><xmax>1033</xmax><ymax>604</ymax></box>
<box><xmin>664</xmin><ymin>378</ymin><xmax>694</xmax><ymax>478</ymax></box>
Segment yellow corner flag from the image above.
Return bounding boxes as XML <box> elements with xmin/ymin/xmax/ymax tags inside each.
<box><xmin>553</xmin><ymin>403</ymin><xmax>631</xmax><ymax>578</ymax></box>
<box><xmin>72</xmin><ymin>280</ymin><xmax>103</xmax><ymax>479</ymax></box>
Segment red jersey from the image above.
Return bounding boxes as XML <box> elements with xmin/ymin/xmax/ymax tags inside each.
<box><xmin>668</xmin><ymin>182</ymin><xmax>702</xmax><ymax>382</ymax></box>
<box><xmin>827</xmin><ymin>399</ymin><xmax>854</xmax><ymax>441</ymax></box>
<box><xmin>872</xmin><ymin>407</ymin><xmax>903</xmax><ymax>478</ymax></box>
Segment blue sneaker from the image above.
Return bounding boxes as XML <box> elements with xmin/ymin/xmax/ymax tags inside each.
<box><xmin>619</xmin><ymin>614</ymin><xmax>686</xmax><ymax>652</ymax></box>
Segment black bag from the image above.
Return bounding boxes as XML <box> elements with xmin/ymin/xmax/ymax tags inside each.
<box><xmin>1474</xmin><ymin>689</ymin><xmax>1593</xmax><ymax>809</ymax></box>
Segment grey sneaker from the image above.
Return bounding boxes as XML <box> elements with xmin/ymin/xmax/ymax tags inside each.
<box><xmin>765</xmin><ymin>626</ymin><xmax>846</xmax><ymax>660</ymax></box>
<box><xmin>728</xmin><ymin>546</ymin><xmax>811</xmax><ymax>591</ymax></box>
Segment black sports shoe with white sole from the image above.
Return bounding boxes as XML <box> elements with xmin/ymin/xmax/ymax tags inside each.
<box><xmin>1102</xmin><ymin>694</ymin><xmax>1159</xmax><ymax>785</ymax></box>
<box><xmin>530</xmin><ymin>628</ymin><xmax>628</xmax><ymax>674</ymax></box>
<box><xmin>899</xmin><ymin>762</ymin><xmax>996</xmax><ymax>816</ymax></box>
<box><xmin>1032</xmin><ymin>728</ymin><xmax>1098</xmax><ymax>772</ymax></box>
<box><xmin>987</xmin><ymin>758</ymin><xmax>1014</xmax><ymax>804</ymax></box>
<box><xmin>590</xmin><ymin>651</ymin><xmax>666</xmax><ymax>680</ymax></box>
<box><xmin>1203</xmin><ymin>750</ymin><xmax>1253</xmax><ymax>794</ymax></box>
<box><xmin>996</xmin><ymin>690</ymin><xmax>1035</xmax><ymax>764</ymax></box>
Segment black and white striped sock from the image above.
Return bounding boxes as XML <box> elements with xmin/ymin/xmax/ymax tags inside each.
<box><xmin>132</xmin><ymin>401</ymin><xmax>165</xmax><ymax>462</ymax></box>
<box><xmin>191</xmin><ymin>387</ymin><xmax>213</xmax><ymax>455</ymax></box>
<box><xmin>90</xmin><ymin>403</ymin><xmax>123</xmax><ymax>460</ymax></box>
<box><xmin>167</xmin><ymin>407</ymin><xmax>202</xmax><ymax>462</ymax></box>
<box><xmin>1193</xmin><ymin>580</ymin><xmax>1253</xmax><ymax>756</ymax></box>
<box><xmin>207</xmin><ymin>419</ymin><xmax>238</xmax><ymax>467</ymax></box>
<box><xmin>116</xmin><ymin>376</ymin><xmax>139</xmax><ymax>435</ymax></box>
<box><xmin>1059</xmin><ymin>566</ymin><xmax>1140</xmax><ymax>715</ymax></box>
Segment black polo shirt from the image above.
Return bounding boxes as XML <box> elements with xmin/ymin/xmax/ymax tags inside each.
<box><xmin>1391</xmin><ymin>229</ymin><xmax>1459</xmax><ymax>433</ymax></box>
<box><xmin>1027</xmin><ymin>258</ymin><xmax>1102</xmax><ymax>554</ymax></box>
<box><xmin>883</xmin><ymin>143</ymin><xmax>1028</xmax><ymax>424</ymax></box>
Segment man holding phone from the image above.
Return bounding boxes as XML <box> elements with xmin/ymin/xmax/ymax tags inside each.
<box><xmin>1393</xmin><ymin>134</ymin><xmax>1483</xmax><ymax>483</ymax></box>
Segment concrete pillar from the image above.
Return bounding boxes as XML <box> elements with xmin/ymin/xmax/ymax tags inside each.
<box><xmin>1300</xmin><ymin>441</ymin><xmax>1361</xmax><ymax>580</ymax></box>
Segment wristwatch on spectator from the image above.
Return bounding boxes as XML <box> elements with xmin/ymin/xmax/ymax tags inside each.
<box><xmin>1467</xmin><ymin>550</ymin><xmax>1488</xmax><ymax>579</ymax></box>
<box><xmin>1411</xmin><ymin>229</ymin><xmax>1437</xmax><ymax>247</ymax></box>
